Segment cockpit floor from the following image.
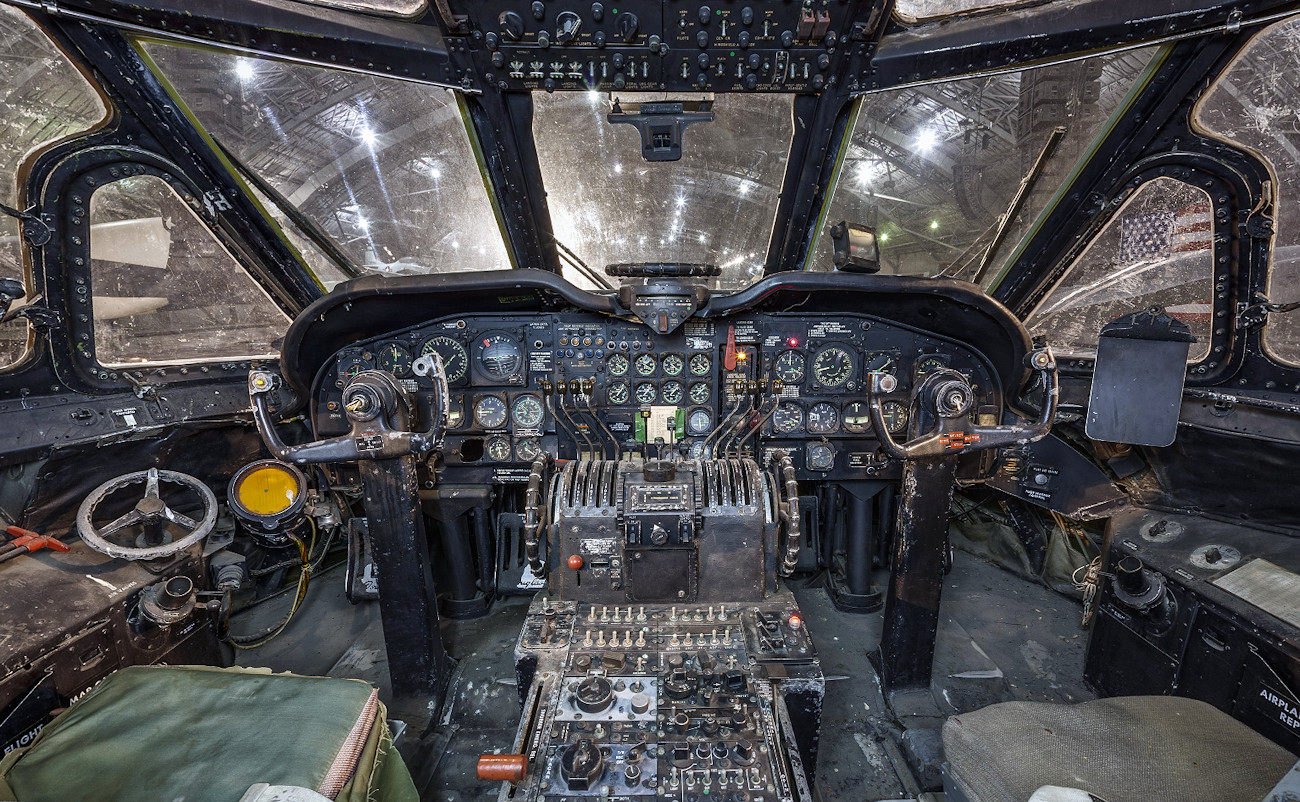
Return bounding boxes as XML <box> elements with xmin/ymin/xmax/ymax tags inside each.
<box><xmin>232</xmin><ymin>548</ymin><xmax>1094</xmax><ymax>801</ymax></box>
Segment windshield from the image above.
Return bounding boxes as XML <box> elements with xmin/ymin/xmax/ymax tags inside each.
<box><xmin>811</xmin><ymin>48</ymin><xmax>1159</xmax><ymax>280</ymax></box>
<box><xmin>141</xmin><ymin>42</ymin><xmax>511</xmax><ymax>282</ymax></box>
<box><xmin>534</xmin><ymin>92</ymin><xmax>794</xmax><ymax>292</ymax></box>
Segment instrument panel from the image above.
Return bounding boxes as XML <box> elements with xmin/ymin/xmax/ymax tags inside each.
<box><xmin>314</xmin><ymin>311</ymin><xmax>1003</xmax><ymax>480</ymax></box>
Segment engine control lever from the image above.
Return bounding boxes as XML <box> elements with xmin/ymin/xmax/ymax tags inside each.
<box><xmin>248</xmin><ymin>352</ymin><xmax>449</xmax><ymax>465</ymax></box>
<box><xmin>867</xmin><ymin>346</ymin><xmax>1057</xmax><ymax>460</ymax></box>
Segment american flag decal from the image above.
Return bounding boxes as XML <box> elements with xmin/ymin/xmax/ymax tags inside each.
<box><xmin>1118</xmin><ymin>201</ymin><xmax>1213</xmax><ymax>263</ymax></box>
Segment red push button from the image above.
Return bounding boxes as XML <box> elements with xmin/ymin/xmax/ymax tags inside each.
<box><xmin>567</xmin><ymin>554</ymin><xmax>584</xmax><ymax>570</ymax></box>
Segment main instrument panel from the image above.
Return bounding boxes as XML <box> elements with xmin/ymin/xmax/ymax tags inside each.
<box><xmin>313</xmin><ymin>309</ymin><xmax>1002</xmax><ymax>481</ymax></box>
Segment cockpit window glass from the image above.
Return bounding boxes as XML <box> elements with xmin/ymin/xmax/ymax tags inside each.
<box><xmin>812</xmin><ymin>48</ymin><xmax>1158</xmax><ymax>279</ymax></box>
<box><xmin>282</xmin><ymin>0</ymin><xmax>426</xmax><ymax>17</ymax></box>
<box><xmin>894</xmin><ymin>0</ymin><xmax>1039</xmax><ymax>24</ymax></box>
<box><xmin>1025</xmin><ymin>177</ymin><xmax>1214</xmax><ymax>360</ymax></box>
<box><xmin>1195</xmin><ymin>15</ymin><xmax>1300</xmax><ymax>365</ymax></box>
<box><xmin>89</xmin><ymin>175</ymin><xmax>289</xmax><ymax>366</ymax></box>
<box><xmin>533</xmin><ymin>92</ymin><xmax>794</xmax><ymax>292</ymax></box>
<box><xmin>141</xmin><ymin>42</ymin><xmax>511</xmax><ymax>281</ymax></box>
<box><xmin>0</xmin><ymin>7</ymin><xmax>109</xmax><ymax>367</ymax></box>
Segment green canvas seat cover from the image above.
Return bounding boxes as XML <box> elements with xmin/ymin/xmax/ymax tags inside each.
<box><xmin>0</xmin><ymin>665</ymin><xmax>418</xmax><ymax>802</ymax></box>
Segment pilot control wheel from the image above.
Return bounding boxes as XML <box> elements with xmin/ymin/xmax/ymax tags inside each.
<box><xmin>76</xmin><ymin>468</ymin><xmax>218</xmax><ymax>561</ymax></box>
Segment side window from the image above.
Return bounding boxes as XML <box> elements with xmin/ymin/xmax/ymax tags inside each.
<box><xmin>89</xmin><ymin>175</ymin><xmax>289</xmax><ymax>365</ymax></box>
<box><xmin>1195</xmin><ymin>15</ymin><xmax>1300</xmax><ymax>364</ymax></box>
<box><xmin>0</xmin><ymin>8</ymin><xmax>108</xmax><ymax>366</ymax></box>
<box><xmin>1026</xmin><ymin>177</ymin><xmax>1214</xmax><ymax>360</ymax></box>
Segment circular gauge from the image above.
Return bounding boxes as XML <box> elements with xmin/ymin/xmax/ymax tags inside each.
<box><xmin>865</xmin><ymin>352</ymin><xmax>897</xmax><ymax>374</ymax></box>
<box><xmin>812</xmin><ymin>345</ymin><xmax>855</xmax><ymax>388</ymax></box>
<box><xmin>689</xmin><ymin>382</ymin><xmax>710</xmax><ymax>405</ymax></box>
<box><xmin>485</xmin><ymin>434</ymin><xmax>512</xmax><ymax>461</ymax></box>
<box><xmin>807</xmin><ymin>402</ymin><xmax>840</xmax><ymax>435</ymax></box>
<box><xmin>607</xmin><ymin>352</ymin><xmax>630</xmax><ymax>376</ymax></box>
<box><xmin>474</xmin><ymin>395</ymin><xmax>508</xmax><ymax>429</ymax></box>
<box><xmin>446</xmin><ymin>397</ymin><xmax>466</xmax><ymax>429</ymax></box>
<box><xmin>774</xmin><ymin>350</ymin><xmax>806</xmax><ymax>384</ymax></box>
<box><xmin>689</xmin><ymin>352</ymin><xmax>712</xmax><ymax>376</ymax></box>
<box><xmin>419</xmin><ymin>336</ymin><xmax>468</xmax><ymax>384</ymax></box>
<box><xmin>338</xmin><ymin>353</ymin><xmax>370</xmax><ymax>382</ymax></box>
<box><xmin>686</xmin><ymin>407</ymin><xmax>713</xmax><ymax>436</ymax></box>
<box><xmin>515</xmin><ymin>436</ymin><xmax>542</xmax><ymax>461</ymax></box>
<box><xmin>607</xmin><ymin>381</ymin><xmax>630</xmax><ymax>405</ymax></box>
<box><xmin>511</xmin><ymin>395</ymin><xmax>544</xmax><ymax>428</ymax></box>
<box><xmin>881</xmin><ymin>400</ymin><xmax>909</xmax><ymax>435</ymax></box>
<box><xmin>661</xmin><ymin>380</ymin><xmax>685</xmax><ymax>405</ymax></box>
<box><xmin>842</xmin><ymin>401</ymin><xmax>872</xmax><ymax>434</ymax></box>
<box><xmin>475</xmin><ymin>333</ymin><xmax>523</xmax><ymax>381</ymax></box>
<box><xmin>634</xmin><ymin>353</ymin><xmax>657</xmax><ymax>377</ymax></box>
<box><xmin>916</xmin><ymin>355</ymin><xmax>947</xmax><ymax>375</ymax></box>
<box><xmin>772</xmin><ymin>402</ymin><xmax>804</xmax><ymax>435</ymax></box>
<box><xmin>661</xmin><ymin>353</ymin><xmax>685</xmax><ymax>376</ymax></box>
<box><xmin>377</xmin><ymin>343</ymin><xmax>413</xmax><ymax>377</ymax></box>
<box><xmin>807</xmin><ymin>442</ymin><xmax>835</xmax><ymax>471</ymax></box>
<box><xmin>635</xmin><ymin>382</ymin><xmax>657</xmax><ymax>404</ymax></box>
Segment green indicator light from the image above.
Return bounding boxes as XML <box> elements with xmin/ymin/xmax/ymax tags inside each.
<box><xmin>730</xmin><ymin>51</ymin><xmax>736</xmax><ymax>56</ymax></box>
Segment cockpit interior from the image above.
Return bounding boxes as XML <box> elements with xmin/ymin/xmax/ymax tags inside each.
<box><xmin>1</xmin><ymin>1</ymin><xmax>1300</xmax><ymax>800</ymax></box>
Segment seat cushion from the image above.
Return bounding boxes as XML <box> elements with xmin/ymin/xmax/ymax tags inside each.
<box><xmin>943</xmin><ymin>695</ymin><xmax>1296</xmax><ymax>802</ymax></box>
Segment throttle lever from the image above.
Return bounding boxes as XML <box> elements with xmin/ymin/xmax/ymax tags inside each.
<box><xmin>249</xmin><ymin>351</ymin><xmax>448</xmax><ymax>465</ymax></box>
<box><xmin>867</xmin><ymin>346</ymin><xmax>1058</xmax><ymax>460</ymax></box>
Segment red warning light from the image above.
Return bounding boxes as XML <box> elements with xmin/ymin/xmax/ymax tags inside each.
<box><xmin>786</xmin><ymin>337</ymin><xmax>800</xmax><ymax>348</ymax></box>
<box><xmin>788</xmin><ymin>613</ymin><xmax>803</xmax><ymax>630</ymax></box>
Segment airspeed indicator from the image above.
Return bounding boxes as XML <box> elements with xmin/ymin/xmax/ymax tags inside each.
<box><xmin>812</xmin><ymin>345</ymin><xmax>854</xmax><ymax>388</ymax></box>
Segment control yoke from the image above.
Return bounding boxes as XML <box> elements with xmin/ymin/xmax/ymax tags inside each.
<box><xmin>249</xmin><ymin>353</ymin><xmax>449</xmax><ymax>465</ymax></box>
<box><xmin>867</xmin><ymin>346</ymin><xmax>1057</xmax><ymax>460</ymax></box>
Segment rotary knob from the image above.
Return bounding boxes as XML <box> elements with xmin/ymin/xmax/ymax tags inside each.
<box><xmin>574</xmin><ymin>676</ymin><xmax>615</xmax><ymax>714</ymax></box>
<box><xmin>561</xmin><ymin>739</ymin><xmax>605</xmax><ymax>791</ymax></box>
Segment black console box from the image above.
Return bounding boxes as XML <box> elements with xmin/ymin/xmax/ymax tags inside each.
<box><xmin>1085</xmin><ymin>507</ymin><xmax>1300</xmax><ymax>753</ymax></box>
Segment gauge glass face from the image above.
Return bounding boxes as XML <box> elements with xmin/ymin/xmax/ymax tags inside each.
<box><xmin>661</xmin><ymin>380</ymin><xmax>685</xmax><ymax>405</ymax></box>
<box><xmin>511</xmin><ymin>395</ymin><xmax>544</xmax><ymax>428</ymax></box>
<box><xmin>806</xmin><ymin>443</ymin><xmax>835</xmax><ymax>471</ymax></box>
<box><xmin>916</xmin><ymin>355</ymin><xmax>947</xmax><ymax>375</ymax></box>
<box><xmin>514</xmin><ymin>437</ymin><xmax>542</xmax><ymax>461</ymax></box>
<box><xmin>635</xmin><ymin>382</ymin><xmax>657</xmax><ymax>404</ymax></box>
<box><xmin>689</xmin><ymin>353</ymin><xmax>712</xmax><ymax>376</ymax></box>
<box><xmin>419</xmin><ymin>336</ymin><xmax>468</xmax><ymax>383</ymax></box>
<box><xmin>865</xmin><ymin>352</ymin><xmax>897</xmax><ymax>374</ymax></box>
<box><xmin>806</xmin><ymin>402</ymin><xmax>839</xmax><ymax>435</ymax></box>
<box><xmin>774</xmin><ymin>350</ymin><xmax>806</xmax><ymax>384</ymax></box>
<box><xmin>772</xmin><ymin>403</ymin><xmax>804</xmax><ymax>434</ymax></box>
<box><xmin>881</xmin><ymin>400</ymin><xmax>909</xmax><ymax>435</ymax></box>
<box><xmin>607</xmin><ymin>352</ymin><xmax>630</xmax><ymax>376</ymax></box>
<box><xmin>812</xmin><ymin>346</ymin><xmax>854</xmax><ymax>388</ymax></box>
<box><xmin>689</xmin><ymin>382</ymin><xmax>710</xmax><ymax>404</ymax></box>
<box><xmin>687</xmin><ymin>407</ymin><xmax>713</xmax><ymax>436</ymax></box>
<box><xmin>377</xmin><ymin>342</ymin><xmax>412</xmax><ymax>377</ymax></box>
<box><xmin>446</xmin><ymin>397</ymin><xmax>466</xmax><ymax>429</ymax></box>
<box><xmin>474</xmin><ymin>395</ymin><xmax>508</xmax><ymax>429</ymax></box>
<box><xmin>661</xmin><ymin>353</ymin><xmax>684</xmax><ymax>376</ymax></box>
<box><xmin>607</xmin><ymin>381</ymin><xmax>630</xmax><ymax>405</ymax></box>
<box><xmin>338</xmin><ymin>354</ymin><xmax>370</xmax><ymax>382</ymax></box>
<box><xmin>842</xmin><ymin>401</ymin><xmax>872</xmax><ymax>434</ymax></box>
<box><xmin>634</xmin><ymin>353</ymin><xmax>657</xmax><ymax>376</ymax></box>
<box><xmin>485</xmin><ymin>434</ymin><xmax>512</xmax><ymax>461</ymax></box>
<box><xmin>476</xmin><ymin>334</ymin><xmax>522</xmax><ymax>380</ymax></box>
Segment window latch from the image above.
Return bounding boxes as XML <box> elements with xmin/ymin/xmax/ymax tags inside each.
<box><xmin>1236</xmin><ymin>292</ymin><xmax>1300</xmax><ymax>331</ymax></box>
<box><xmin>6</xmin><ymin>296</ymin><xmax>61</xmax><ymax>332</ymax></box>
<box><xmin>0</xmin><ymin>203</ymin><xmax>51</xmax><ymax>247</ymax></box>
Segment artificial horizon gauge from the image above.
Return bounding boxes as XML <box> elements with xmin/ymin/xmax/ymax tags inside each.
<box><xmin>774</xmin><ymin>350</ymin><xmax>806</xmax><ymax>384</ymax></box>
<box><xmin>634</xmin><ymin>353</ymin><xmax>657</xmax><ymax>376</ymax></box>
<box><xmin>688</xmin><ymin>352</ymin><xmax>712</xmax><ymax>376</ymax></box>
<box><xmin>662</xmin><ymin>353</ymin><xmax>685</xmax><ymax>376</ymax></box>
<box><xmin>485</xmin><ymin>434</ymin><xmax>512</xmax><ymax>461</ymax></box>
<box><xmin>607</xmin><ymin>381</ymin><xmax>630</xmax><ymax>405</ymax></box>
<box><xmin>842</xmin><ymin>401</ymin><xmax>871</xmax><ymax>434</ymax></box>
<box><xmin>812</xmin><ymin>345</ymin><xmax>854</xmax><ymax>388</ymax></box>
<box><xmin>377</xmin><ymin>342</ymin><xmax>412</xmax><ymax>377</ymax></box>
<box><xmin>772</xmin><ymin>402</ymin><xmax>804</xmax><ymax>434</ymax></box>
<box><xmin>475</xmin><ymin>333</ymin><xmax>523</xmax><ymax>380</ymax></box>
<box><xmin>514</xmin><ymin>436</ymin><xmax>542</xmax><ymax>461</ymax></box>
<box><xmin>661</xmin><ymin>380</ymin><xmax>685</xmax><ymax>405</ymax></box>
<box><xmin>807</xmin><ymin>402</ymin><xmax>839</xmax><ymax>435</ymax></box>
<box><xmin>419</xmin><ymin>335</ymin><xmax>468</xmax><ymax>383</ymax></box>
<box><xmin>689</xmin><ymin>382</ymin><xmax>710</xmax><ymax>404</ymax></box>
<box><xmin>607</xmin><ymin>352</ymin><xmax>630</xmax><ymax>376</ymax></box>
<box><xmin>511</xmin><ymin>395</ymin><xmax>545</xmax><ymax>428</ymax></box>
<box><xmin>474</xmin><ymin>395</ymin><xmax>508</xmax><ymax>429</ymax></box>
